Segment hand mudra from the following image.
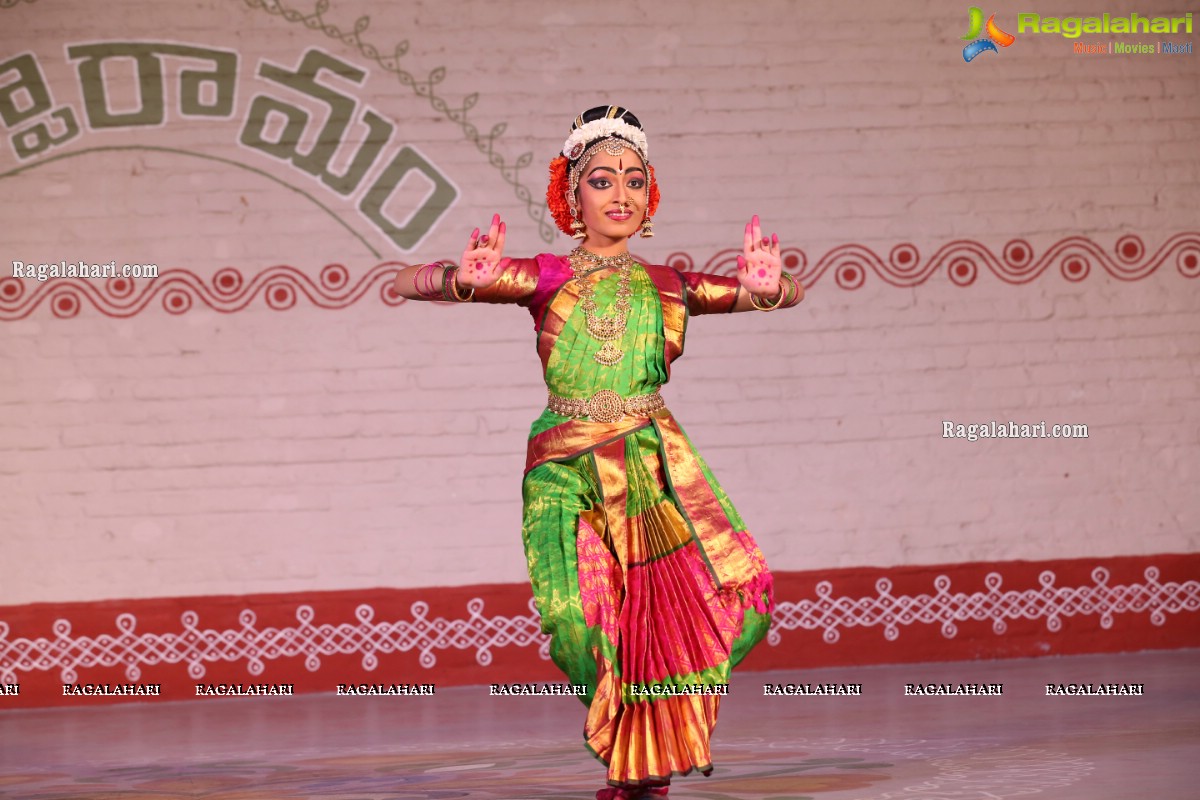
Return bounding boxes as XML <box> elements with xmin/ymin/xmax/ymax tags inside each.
<box><xmin>736</xmin><ymin>214</ymin><xmax>781</xmax><ymax>298</ymax></box>
<box><xmin>457</xmin><ymin>213</ymin><xmax>511</xmax><ymax>288</ymax></box>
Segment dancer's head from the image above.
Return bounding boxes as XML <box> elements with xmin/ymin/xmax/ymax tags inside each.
<box><xmin>547</xmin><ymin>105</ymin><xmax>660</xmax><ymax>242</ymax></box>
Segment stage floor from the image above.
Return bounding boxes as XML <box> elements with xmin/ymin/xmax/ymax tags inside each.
<box><xmin>1</xmin><ymin>649</ymin><xmax>1196</xmax><ymax>800</ymax></box>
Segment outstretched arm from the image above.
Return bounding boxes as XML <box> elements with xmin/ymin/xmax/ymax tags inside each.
<box><xmin>393</xmin><ymin>213</ymin><xmax>511</xmax><ymax>301</ymax></box>
<box><xmin>684</xmin><ymin>216</ymin><xmax>804</xmax><ymax>315</ymax></box>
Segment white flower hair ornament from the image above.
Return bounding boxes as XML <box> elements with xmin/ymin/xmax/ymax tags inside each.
<box><xmin>562</xmin><ymin>118</ymin><xmax>649</xmax><ymax>163</ymax></box>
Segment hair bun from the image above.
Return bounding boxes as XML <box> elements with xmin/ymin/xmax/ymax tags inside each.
<box><xmin>573</xmin><ymin>105</ymin><xmax>643</xmax><ymax>133</ymax></box>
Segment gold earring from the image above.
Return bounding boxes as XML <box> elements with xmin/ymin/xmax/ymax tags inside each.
<box><xmin>571</xmin><ymin>207</ymin><xmax>586</xmax><ymax>239</ymax></box>
<box><xmin>640</xmin><ymin>215</ymin><xmax>654</xmax><ymax>238</ymax></box>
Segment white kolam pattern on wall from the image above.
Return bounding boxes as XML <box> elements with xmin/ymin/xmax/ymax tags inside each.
<box><xmin>3</xmin><ymin>564</ymin><xmax>1197</xmax><ymax>684</ymax></box>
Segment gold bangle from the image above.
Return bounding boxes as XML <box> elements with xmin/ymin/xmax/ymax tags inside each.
<box><xmin>444</xmin><ymin>266</ymin><xmax>475</xmax><ymax>302</ymax></box>
<box><xmin>452</xmin><ymin>271</ymin><xmax>475</xmax><ymax>302</ymax></box>
<box><xmin>750</xmin><ymin>284</ymin><xmax>784</xmax><ymax>311</ymax></box>
<box><xmin>780</xmin><ymin>272</ymin><xmax>798</xmax><ymax>307</ymax></box>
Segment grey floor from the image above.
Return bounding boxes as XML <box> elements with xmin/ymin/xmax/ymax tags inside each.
<box><xmin>1</xmin><ymin>649</ymin><xmax>1196</xmax><ymax>799</ymax></box>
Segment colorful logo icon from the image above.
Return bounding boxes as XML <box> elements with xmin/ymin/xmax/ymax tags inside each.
<box><xmin>962</xmin><ymin>7</ymin><xmax>1016</xmax><ymax>61</ymax></box>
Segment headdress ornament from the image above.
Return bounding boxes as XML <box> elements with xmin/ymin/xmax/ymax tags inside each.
<box><xmin>561</xmin><ymin>106</ymin><xmax>649</xmax><ymax>163</ymax></box>
<box><xmin>545</xmin><ymin>105</ymin><xmax>660</xmax><ymax>238</ymax></box>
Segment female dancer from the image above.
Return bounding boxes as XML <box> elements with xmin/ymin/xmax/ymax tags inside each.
<box><xmin>394</xmin><ymin>105</ymin><xmax>803</xmax><ymax>799</ymax></box>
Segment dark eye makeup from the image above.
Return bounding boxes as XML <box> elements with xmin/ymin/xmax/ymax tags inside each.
<box><xmin>587</xmin><ymin>176</ymin><xmax>646</xmax><ymax>190</ymax></box>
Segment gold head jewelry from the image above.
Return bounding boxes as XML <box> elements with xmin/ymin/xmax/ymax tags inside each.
<box><xmin>567</xmin><ymin>137</ymin><xmax>652</xmax><ymax>217</ymax></box>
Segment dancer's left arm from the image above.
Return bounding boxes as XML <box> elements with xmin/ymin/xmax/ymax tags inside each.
<box><xmin>393</xmin><ymin>213</ymin><xmax>540</xmax><ymax>305</ymax></box>
<box><xmin>684</xmin><ymin>215</ymin><xmax>804</xmax><ymax>315</ymax></box>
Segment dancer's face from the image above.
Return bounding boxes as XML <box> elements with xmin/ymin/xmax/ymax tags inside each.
<box><xmin>573</xmin><ymin>146</ymin><xmax>646</xmax><ymax>248</ymax></box>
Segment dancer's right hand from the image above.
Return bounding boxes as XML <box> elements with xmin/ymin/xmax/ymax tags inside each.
<box><xmin>457</xmin><ymin>213</ymin><xmax>510</xmax><ymax>289</ymax></box>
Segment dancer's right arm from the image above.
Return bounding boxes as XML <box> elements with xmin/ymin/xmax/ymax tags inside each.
<box><xmin>393</xmin><ymin>214</ymin><xmax>510</xmax><ymax>300</ymax></box>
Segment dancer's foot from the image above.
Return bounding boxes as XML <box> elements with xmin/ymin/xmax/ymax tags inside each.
<box><xmin>595</xmin><ymin>783</ymin><xmax>667</xmax><ymax>799</ymax></box>
<box><xmin>595</xmin><ymin>788</ymin><xmax>637</xmax><ymax>800</ymax></box>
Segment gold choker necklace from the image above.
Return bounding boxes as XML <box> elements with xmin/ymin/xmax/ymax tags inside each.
<box><xmin>569</xmin><ymin>247</ymin><xmax>635</xmax><ymax>366</ymax></box>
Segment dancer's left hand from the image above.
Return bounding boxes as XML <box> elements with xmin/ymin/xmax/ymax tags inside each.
<box><xmin>737</xmin><ymin>215</ymin><xmax>781</xmax><ymax>299</ymax></box>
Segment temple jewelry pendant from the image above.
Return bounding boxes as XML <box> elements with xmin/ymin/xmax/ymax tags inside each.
<box><xmin>593</xmin><ymin>342</ymin><xmax>625</xmax><ymax>366</ymax></box>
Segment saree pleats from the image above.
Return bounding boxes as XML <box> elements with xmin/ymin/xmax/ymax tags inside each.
<box><xmin>521</xmin><ymin>263</ymin><xmax>773</xmax><ymax>787</ymax></box>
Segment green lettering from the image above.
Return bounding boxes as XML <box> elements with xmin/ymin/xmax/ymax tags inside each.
<box><xmin>243</xmin><ymin>50</ymin><xmax>392</xmax><ymax>195</ymax></box>
<box><xmin>241</xmin><ymin>95</ymin><xmax>308</xmax><ymax>155</ymax></box>
<box><xmin>68</xmin><ymin>43</ymin><xmax>237</xmax><ymax>128</ymax></box>
<box><xmin>12</xmin><ymin>108</ymin><xmax>79</xmax><ymax>160</ymax></box>
<box><xmin>0</xmin><ymin>54</ymin><xmax>51</xmax><ymax>125</ymax></box>
<box><xmin>1017</xmin><ymin>13</ymin><xmax>1041</xmax><ymax>33</ymax></box>
<box><xmin>0</xmin><ymin>54</ymin><xmax>81</xmax><ymax>160</ymax></box>
<box><xmin>360</xmin><ymin>145</ymin><xmax>457</xmax><ymax>251</ymax></box>
<box><xmin>176</xmin><ymin>46</ymin><xmax>238</xmax><ymax>117</ymax></box>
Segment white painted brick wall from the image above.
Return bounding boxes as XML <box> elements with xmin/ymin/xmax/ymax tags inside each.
<box><xmin>0</xmin><ymin>0</ymin><xmax>1196</xmax><ymax>604</ymax></box>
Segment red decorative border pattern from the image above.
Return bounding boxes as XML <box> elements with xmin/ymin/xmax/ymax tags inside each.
<box><xmin>0</xmin><ymin>263</ymin><xmax>406</xmax><ymax>320</ymax></box>
<box><xmin>2</xmin><ymin>234</ymin><xmax>1196</xmax><ymax>320</ymax></box>
<box><xmin>664</xmin><ymin>232</ymin><xmax>1200</xmax><ymax>290</ymax></box>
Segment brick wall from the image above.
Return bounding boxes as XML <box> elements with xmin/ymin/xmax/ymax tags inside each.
<box><xmin>1</xmin><ymin>0</ymin><xmax>1196</xmax><ymax>606</ymax></box>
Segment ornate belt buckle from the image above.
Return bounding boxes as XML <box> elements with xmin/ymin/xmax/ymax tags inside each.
<box><xmin>586</xmin><ymin>389</ymin><xmax>625</xmax><ymax>424</ymax></box>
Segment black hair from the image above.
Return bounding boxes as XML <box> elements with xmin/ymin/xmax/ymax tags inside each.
<box><xmin>573</xmin><ymin>105</ymin><xmax>643</xmax><ymax>132</ymax></box>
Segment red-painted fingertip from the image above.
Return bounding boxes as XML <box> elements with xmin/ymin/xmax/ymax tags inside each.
<box><xmin>470</xmin><ymin>228</ymin><xmax>480</xmax><ymax>238</ymax></box>
<box><xmin>772</xmin><ymin>233</ymin><xmax>778</xmax><ymax>243</ymax></box>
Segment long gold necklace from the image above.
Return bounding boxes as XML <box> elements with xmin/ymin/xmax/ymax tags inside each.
<box><xmin>569</xmin><ymin>246</ymin><xmax>634</xmax><ymax>366</ymax></box>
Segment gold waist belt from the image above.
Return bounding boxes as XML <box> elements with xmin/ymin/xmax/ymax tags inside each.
<box><xmin>547</xmin><ymin>389</ymin><xmax>666</xmax><ymax>424</ymax></box>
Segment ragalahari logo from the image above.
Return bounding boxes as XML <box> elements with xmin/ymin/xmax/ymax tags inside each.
<box><xmin>962</xmin><ymin>7</ymin><xmax>1016</xmax><ymax>61</ymax></box>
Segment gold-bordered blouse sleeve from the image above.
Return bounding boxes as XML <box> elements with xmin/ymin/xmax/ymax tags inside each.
<box><xmin>682</xmin><ymin>271</ymin><xmax>741</xmax><ymax>315</ymax></box>
<box><xmin>473</xmin><ymin>257</ymin><xmax>541</xmax><ymax>306</ymax></box>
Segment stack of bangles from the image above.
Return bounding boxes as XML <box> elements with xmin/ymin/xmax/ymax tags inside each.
<box><xmin>750</xmin><ymin>271</ymin><xmax>800</xmax><ymax>312</ymax></box>
<box><xmin>413</xmin><ymin>262</ymin><xmax>474</xmax><ymax>302</ymax></box>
